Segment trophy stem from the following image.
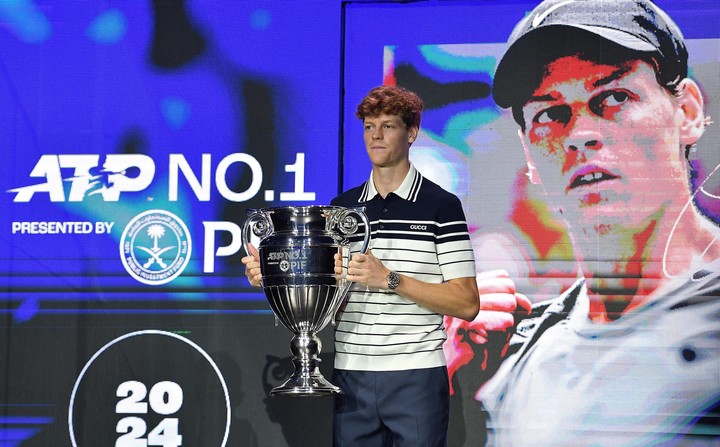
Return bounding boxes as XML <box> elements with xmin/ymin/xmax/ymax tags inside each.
<box><xmin>270</xmin><ymin>331</ymin><xmax>342</xmax><ymax>396</ymax></box>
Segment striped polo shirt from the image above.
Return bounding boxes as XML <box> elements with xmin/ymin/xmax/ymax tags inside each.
<box><xmin>330</xmin><ymin>164</ymin><xmax>477</xmax><ymax>371</ymax></box>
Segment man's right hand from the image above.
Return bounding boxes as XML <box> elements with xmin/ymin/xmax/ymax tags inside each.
<box><xmin>241</xmin><ymin>243</ymin><xmax>262</xmax><ymax>288</ymax></box>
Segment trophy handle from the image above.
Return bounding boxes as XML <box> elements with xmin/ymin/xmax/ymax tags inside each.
<box><xmin>355</xmin><ymin>207</ymin><xmax>371</xmax><ymax>254</ymax></box>
<box><xmin>242</xmin><ymin>209</ymin><xmax>280</xmax><ymax>326</ymax></box>
<box><xmin>336</xmin><ymin>207</ymin><xmax>371</xmax><ymax>254</ymax></box>
<box><xmin>331</xmin><ymin>207</ymin><xmax>371</xmax><ymax>326</ymax></box>
<box><xmin>242</xmin><ymin>209</ymin><xmax>273</xmax><ymax>257</ymax></box>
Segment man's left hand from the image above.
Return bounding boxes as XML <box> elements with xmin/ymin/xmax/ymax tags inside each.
<box><xmin>346</xmin><ymin>249</ymin><xmax>389</xmax><ymax>289</ymax></box>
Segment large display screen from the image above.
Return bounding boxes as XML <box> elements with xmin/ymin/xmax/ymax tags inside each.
<box><xmin>342</xmin><ymin>1</ymin><xmax>719</xmax><ymax>445</ymax></box>
<box><xmin>1</xmin><ymin>2</ymin><xmax>342</xmax><ymax>445</ymax></box>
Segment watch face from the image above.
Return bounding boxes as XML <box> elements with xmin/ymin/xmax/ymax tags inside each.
<box><xmin>387</xmin><ymin>271</ymin><xmax>400</xmax><ymax>290</ymax></box>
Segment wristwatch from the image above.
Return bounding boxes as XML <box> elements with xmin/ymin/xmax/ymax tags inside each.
<box><xmin>386</xmin><ymin>271</ymin><xmax>401</xmax><ymax>290</ymax></box>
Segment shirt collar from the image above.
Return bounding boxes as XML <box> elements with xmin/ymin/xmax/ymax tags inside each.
<box><xmin>359</xmin><ymin>164</ymin><xmax>423</xmax><ymax>203</ymax></box>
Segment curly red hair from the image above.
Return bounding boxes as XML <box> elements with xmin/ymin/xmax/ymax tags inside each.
<box><xmin>355</xmin><ymin>85</ymin><xmax>423</xmax><ymax>129</ymax></box>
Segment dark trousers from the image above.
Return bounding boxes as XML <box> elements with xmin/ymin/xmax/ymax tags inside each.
<box><xmin>332</xmin><ymin>366</ymin><xmax>449</xmax><ymax>447</ymax></box>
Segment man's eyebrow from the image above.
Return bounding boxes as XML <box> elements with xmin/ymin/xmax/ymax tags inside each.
<box><xmin>525</xmin><ymin>94</ymin><xmax>556</xmax><ymax>104</ymax></box>
<box><xmin>523</xmin><ymin>65</ymin><xmax>635</xmax><ymax>106</ymax></box>
<box><xmin>365</xmin><ymin>119</ymin><xmax>397</xmax><ymax>124</ymax></box>
<box><xmin>593</xmin><ymin>65</ymin><xmax>633</xmax><ymax>88</ymax></box>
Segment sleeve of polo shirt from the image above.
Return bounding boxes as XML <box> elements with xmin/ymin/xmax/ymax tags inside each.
<box><xmin>435</xmin><ymin>194</ymin><xmax>477</xmax><ymax>281</ymax></box>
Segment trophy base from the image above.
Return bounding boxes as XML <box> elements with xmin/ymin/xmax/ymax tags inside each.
<box><xmin>271</xmin><ymin>332</ymin><xmax>343</xmax><ymax>396</ymax></box>
<box><xmin>270</xmin><ymin>372</ymin><xmax>343</xmax><ymax>396</ymax></box>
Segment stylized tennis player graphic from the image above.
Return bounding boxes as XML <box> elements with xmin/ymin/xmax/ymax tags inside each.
<box><xmin>476</xmin><ymin>1</ymin><xmax>720</xmax><ymax>445</ymax></box>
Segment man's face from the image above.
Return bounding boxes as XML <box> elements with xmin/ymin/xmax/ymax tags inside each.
<box><xmin>518</xmin><ymin>55</ymin><xmax>689</xmax><ymax>235</ymax></box>
<box><xmin>363</xmin><ymin>113</ymin><xmax>417</xmax><ymax>168</ymax></box>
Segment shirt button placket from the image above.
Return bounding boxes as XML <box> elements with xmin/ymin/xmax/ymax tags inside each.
<box><xmin>380</xmin><ymin>199</ymin><xmax>390</xmax><ymax>229</ymax></box>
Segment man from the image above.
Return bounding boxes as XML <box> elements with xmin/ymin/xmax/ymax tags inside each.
<box><xmin>478</xmin><ymin>0</ymin><xmax>720</xmax><ymax>445</ymax></box>
<box><xmin>244</xmin><ymin>85</ymin><xmax>524</xmax><ymax>446</ymax></box>
<box><xmin>329</xmin><ymin>84</ymin><xmax>478</xmax><ymax>446</ymax></box>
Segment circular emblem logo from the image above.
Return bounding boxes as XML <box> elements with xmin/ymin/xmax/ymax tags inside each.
<box><xmin>279</xmin><ymin>260</ymin><xmax>290</xmax><ymax>272</ymax></box>
<box><xmin>120</xmin><ymin>210</ymin><xmax>191</xmax><ymax>285</ymax></box>
<box><xmin>69</xmin><ymin>330</ymin><xmax>230</xmax><ymax>447</ymax></box>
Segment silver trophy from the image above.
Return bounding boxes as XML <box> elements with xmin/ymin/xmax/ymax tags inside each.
<box><xmin>243</xmin><ymin>205</ymin><xmax>370</xmax><ymax>396</ymax></box>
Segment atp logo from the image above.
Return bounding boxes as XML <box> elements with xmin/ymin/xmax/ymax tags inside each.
<box><xmin>7</xmin><ymin>154</ymin><xmax>155</xmax><ymax>202</ymax></box>
<box><xmin>120</xmin><ymin>210</ymin><xmax>192</xmax><ymax>285</ymax></box>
